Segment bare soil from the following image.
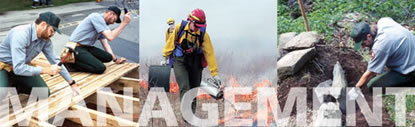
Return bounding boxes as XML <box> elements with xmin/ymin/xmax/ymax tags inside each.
<box><xmin>277</xmin><ymin>45</ymin><xmax>395</xmax><ymax>126</ymax></box>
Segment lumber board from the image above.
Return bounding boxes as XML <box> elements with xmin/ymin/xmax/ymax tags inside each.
<box><xmin>68</xmin><ymin>105</ymin><xmax>139</xmax><ymax>126</ymax></box>
<box><xmin>0</xmin><ymin>62</ymin><xmax>139</xmax><ymax>126</ymax></box>
<box><xmin>109</xmin><ymin>77</ymin><xmax>141</xmax><ymax>94</ymax></box>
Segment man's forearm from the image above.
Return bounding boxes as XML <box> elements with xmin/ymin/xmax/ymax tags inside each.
<box><xmin>100</xmin><ymin>39</ymin><xmax>116</xmax><ymax>60</ymax></box>
<box><xmin>104</xmin><ymin>23</ymin><xmax>128</xmax><ymax>41</ymax></box>
<box><xmin>356</xmin><ymin>70</ymin><xmax>375</xmax><ymax>88</ymax></box>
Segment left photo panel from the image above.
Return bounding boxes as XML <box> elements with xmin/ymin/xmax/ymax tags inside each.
<box><xmin>0</xmin><ymin>0</ymin><xmax>140</xmax><ymax>126</ymax></box>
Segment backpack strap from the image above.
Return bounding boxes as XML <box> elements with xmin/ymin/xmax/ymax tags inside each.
<box><xmin>168</xmin><ymin>20</ymin><xmax>188</xmax><ymax>68</ymax></box>
<box><xmin>175</xmin><ymin>20</ymin><xmax>188</xmax><ymax>46</ymax></box>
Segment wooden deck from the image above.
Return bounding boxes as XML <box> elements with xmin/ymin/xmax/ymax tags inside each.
<box><xmin>0</xmin><ymin>54</ymin><xmax>140</xmax><ymax>127</ymax></box>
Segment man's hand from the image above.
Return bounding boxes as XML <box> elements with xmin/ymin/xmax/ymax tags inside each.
<box><xmin>41</xmin><ymin>64</ymin><xmax>61</xmax><ymax>75</ymax></box>
<box><xmin>212</xmin><ymin>75</ymin><xmax>222</xmax><ymax>87</ymax></box>
<box><xmin>70</xmin><ymin>83</ymin><xmax>81</xmax><ymax>96</ymax></box>
<box><xmin>115</xmin><ymin>57</ymin><xmax>127</xmax><ymax>64</ymax></box>
<box><xmin>122</xmin><ymin>13</ymin><xmax>132</xmax><ymax>24</ymax></box>
<box><xmin>347</xmin><ymin>87</ymin><xmax>364</xmax><ymax>101</ymax></box>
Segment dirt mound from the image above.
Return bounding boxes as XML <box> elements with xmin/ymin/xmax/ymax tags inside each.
<box><xmin>277</xmin><ymin>45</ymin><xmax>394</xmax><ymax>126</ymax></box>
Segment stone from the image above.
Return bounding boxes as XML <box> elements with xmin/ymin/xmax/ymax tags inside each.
<box><xmin>332</xmin><ymin>61</ymin><xmax>348</xmax><ymax>112</ymax></box>
<box><xmin>278</xmin><ymin>32</ymin><xmax>297</xmax><ymax>59</ymax></box>
<box><xmin>283</xmin><ymin>31</ymin><xmax>320</xmax><ymax>50</ymax></box>
<box><xmin>277</xmin><ymin>47</ymin><xmax>316</xmax><ymax>79</ymax></box>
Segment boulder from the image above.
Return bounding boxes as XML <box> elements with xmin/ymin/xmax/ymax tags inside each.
<box><xmin>277</xmin><ymin>47</ymin><xmax>316</xmax><ymax>79</ymax></box>
<box><xmin>283</xmin><ymin>31</ymin><xmax>320</xmax><ymax>50</ymax></box>
<box><xmin>332</xmin><ymin>61</ymin><xmax>347</xmax><ymax>112</ymax></box>
<box><xmin>278</xmin><ymin>32</ymin><xmax>297</xmax><ymax>59</ymax></box>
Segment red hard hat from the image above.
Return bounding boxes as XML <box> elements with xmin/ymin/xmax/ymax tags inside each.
<box><xmin>188</xmin><ymin>8</ymin><xmax>207</xmax><ymax>27</ymax></box>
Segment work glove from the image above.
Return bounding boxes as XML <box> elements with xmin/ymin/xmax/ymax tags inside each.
<box><xmin>347</xmin><ymin>87</ymin><xmax>364</xmax><ymax>101</ymax></box>
<box><xmin>160</xmin><ymin>57</ymin><xmax>168</xmax><ymax>66</ymax></box>
<box><xmin>212</xmin><ymin>75</ymin><xmax>222</xmax><ymax>87</ymax></box>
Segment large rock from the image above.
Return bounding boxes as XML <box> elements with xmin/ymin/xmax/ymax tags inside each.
<box><xmin>277</xmin><ymin>47</ymin><xmax>316</xmax><ymax>79</ymax></box>
<box><xmin>278</xmin><ymin>32</ymin><xmax>297</xmax><ymax>59</ymax></box>
<box><xmin>332</xmin><ymin>61</ymin><xmax>347</xmax><ymax>112</ymax></box>
<box><xmin>283</xmin><ymin>31</ymin><xmax>320</xmax><ymax>50</ymax></box>
<box><xmin>313</xmin><ymin>102</ymin><xmax>342</xmax><ymax>127</ymax></box>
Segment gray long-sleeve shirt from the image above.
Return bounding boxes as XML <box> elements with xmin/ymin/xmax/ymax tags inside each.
<box><xmin>0</xmin><ymin>23</ymin><xmax>72</xmax><ymax>82</ymax></box>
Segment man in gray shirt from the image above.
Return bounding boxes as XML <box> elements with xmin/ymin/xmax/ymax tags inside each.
<box><xmin>67</xmin><ymin>6</ymin><xmax>131</xmax><ymax>74</ymax></box>
<box><xmin>348</xmin><ymin>17</ymin><xmax>415</xmax><ymax>99</ymax></box>
<box><xmin>0</xmin><ymin>12</ymin><xmax>79</xmax><ymax>98</ymax></box>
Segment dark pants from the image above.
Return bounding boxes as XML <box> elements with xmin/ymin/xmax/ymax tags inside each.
<box><xmin>367</xmin><ymin>70</ymin><xmax>415</xmax><ymax>89</ymax></box>
<box><xmin>0</xmin><ymin>70</ymin><xmax>50</xmax><ymax>98</ymax></box>
<box><xmin>72</xmin><ymin>46</ymin><xmax>113</xmax><ymax>74</ymax></box>
<box><xmin>173</xmin><ymin>54</ymin><xmax>203</xmax><ymax>114</ymax></box>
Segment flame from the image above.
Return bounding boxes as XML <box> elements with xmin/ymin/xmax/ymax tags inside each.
<box><xmin>139</xmin><ymin>80</ymin><xmax>148</xmax><ymax>89</ymax></box>
<box><xmin>169</xmin><ymin>81</ymin><xmax>179</xmax><ymax>93</ymax></box>
<box><xmin>218</xmin><ymin>78</ymin><xmax>274</xmax><ymax>126</ymax></box>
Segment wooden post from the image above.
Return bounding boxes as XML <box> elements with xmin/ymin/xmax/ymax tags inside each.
<box><xmin>298</xmin><ymin>0</ymin><xmax>310</xmax><ymax>31</ymax></box>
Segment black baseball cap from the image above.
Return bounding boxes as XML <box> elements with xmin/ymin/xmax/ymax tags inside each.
<box><xmin>39</xmin><ymin>11</ymin><xmax>61</xmax><ymax>34</ymax></box>
<box><xmin>350</xmin><ymin>22</ymin><xmax>371</xmax><ymax>50</ymax></box>
<box><xmin>108</xmin><ymin>6</ymin><xmax>121</xmax><ymax>23</ymax></box>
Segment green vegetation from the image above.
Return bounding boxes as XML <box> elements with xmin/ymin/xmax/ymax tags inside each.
<box><xmin>278</xmin><ymin>0</ymin><xmax>415</xmax><ymax>125</ymax></box>
<box><xmin>0</xmin><ymin>0</ymin><xmax>95</xmax><ymax>13</ymax></box>
<box><xmin>278</xmin><ymin>0</ymin><xmax>415</xmax><ymax>41</ymax></box>
<box><xmin>384</xmin><ymin>95</ymin><xmax>415</xmax><ymax>126</ymax></box>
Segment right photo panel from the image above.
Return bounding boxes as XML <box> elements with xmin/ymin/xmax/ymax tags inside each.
<box><xmin>278</xmin><ymin>0</ymin><xmax>415</xmax><ymax>126</ymax></box>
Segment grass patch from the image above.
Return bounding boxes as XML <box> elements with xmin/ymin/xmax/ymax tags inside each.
<box><xmin>278</xmin><ymin>0</ymin><xmax>415</xmax><ymax>42</ymax></box>
<box><xmin>0</xmin><ymin>0</ymin><xmax>95</xmax><ymax>13</ymax></box>
<box><xmin>384</xmin><ymin>94</ymin><xmax>415</xmax><ymax>126</ymax></box>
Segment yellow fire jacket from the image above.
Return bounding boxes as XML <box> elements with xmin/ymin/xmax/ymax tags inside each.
<box><xmin>165</xmin><ymin>28</ymin><xmax>174</xmax><ymax>42</ymax></box>
<box><xmin>163</xmin><ymin>21</ymin><xmax>218</xmax><ymax>77</ymax></box>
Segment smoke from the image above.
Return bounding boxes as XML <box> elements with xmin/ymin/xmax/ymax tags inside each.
<box><xmin>140</xmin><ymin>0</ymin><xmax>277</xmax><ymax>84</ymax></box>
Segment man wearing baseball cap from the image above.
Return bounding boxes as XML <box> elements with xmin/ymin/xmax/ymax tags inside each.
<box><xmin>66</xmin><ymin>6</ymin><xmax>131</xmax><ymax>74</ymax></box>
<box><xmin>347</xmin><ymin>17</ymin><xmax>415</xmax><ymax>100</ymax></box>
<box><xmin>0</xmin><ymin>12</ymin><xmax>79</xmax><ymax>98</ymax></box>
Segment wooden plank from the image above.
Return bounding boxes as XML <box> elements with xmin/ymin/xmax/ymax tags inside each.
<box><xmin>0</xmin><ymin>63</ymin><xmax>138</xmax><ymax>126</ymax></box>
<box><xmin>33</xmin><ymin>63</ymin><xmax>139</xmax><ymax>121</ymax></box>
<box><xmin>48</xmin><ymin>63</ymin><xmax>117</xmax><ymax>93</ymax></box>
<box><xmin>84</xmin><ymin>89</ymin><xmax>140</xmax><ymax>115</ymax></box>
<box><xmin>68</xmin><ymin>105</ymin><xmax>139</xmax><ymax>126</ymax></box>
<box><xmin>109</xmin><ymin>77</ymin><xmax>141</xmax><ymax>94</ymax></box>
<box><xmin>29</xmin><ymin>118</ymin><xmax>56</xmax><ymax>127</ymax></box>
<box><xmin>123</xmin><ymin>65</ymin><xmax>139</xmax><ymax>79</ymax></box>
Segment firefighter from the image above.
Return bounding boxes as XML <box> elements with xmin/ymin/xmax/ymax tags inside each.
<box><xmin>166</xmin><ymin>18</ymin><xmax>175</xmax><ymax>42</ymax></box>
<box><xmin>162</xmin><ymin>8</ymin><xmax>221</xmax><ymax>118</ymax></box>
